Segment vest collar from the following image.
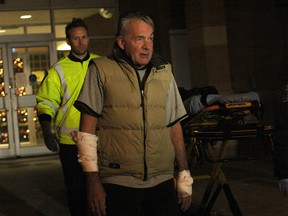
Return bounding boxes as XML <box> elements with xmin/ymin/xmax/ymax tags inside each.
<box><xmin>68</xmin><ymin>52</ymin><xmax>90</xmax><ymax>62</ymax></box>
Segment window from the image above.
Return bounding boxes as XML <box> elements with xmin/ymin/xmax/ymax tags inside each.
<box><xmin>0</xmin><ymin>10</ymin><xmax>51</xmax><ymax>35</ymax></box>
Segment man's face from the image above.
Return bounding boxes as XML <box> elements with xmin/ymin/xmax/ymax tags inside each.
<box><xmin>66</xmin><ymin>26</ymin><xmax>89</xmax><ymax>59</ymax></box>
<box><xmin>117</xmin><ymin>19</ymin><xmax>154</xmax><ymax>69</ymax></box>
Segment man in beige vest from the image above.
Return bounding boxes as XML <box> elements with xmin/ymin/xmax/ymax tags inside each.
<box><xmin>72</xmin><ymin>11</ymin><xmax>193</xmax><ymax>216</ymax></box>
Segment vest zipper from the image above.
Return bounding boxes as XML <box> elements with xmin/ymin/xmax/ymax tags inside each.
<box><xmin>140</xmin><ymin>89</ymin><xmax>148</xmax><ymax>181</ymax></box>
<box><xmin>135</xmin><ymin>69</ymin><xmax>148</xmax><ymax>181</ymax></box>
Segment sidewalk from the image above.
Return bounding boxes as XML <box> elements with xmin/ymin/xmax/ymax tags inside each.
<box><xmin>0</xmin><ymin>155</ymin><xmax>69</xmax><ymax>216</ymax></box>
<box><xmin>190</xmin><ymin>157</ymin><xmax>288</xmax><ymax>216</ymax></box>
<box><xmin>0</xmin><ymin>155</ymin><xmax>287</xmax><ymax>216</ymax></box>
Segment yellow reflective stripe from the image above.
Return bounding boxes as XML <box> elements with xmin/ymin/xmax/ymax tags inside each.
<box><xmin>39</xmin><ymin>101</ymin><xmax>58</xmax><ymax>112</ymax></box>
<box><xmin>54</xmin><ymin>64</ymin><xmax>70</xmax><ymax>129</ymax></box>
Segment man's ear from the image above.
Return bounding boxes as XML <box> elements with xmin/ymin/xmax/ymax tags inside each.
<box><xmin>117</xmin><ymin>36</ymin><xmax>125</xmax><ymax>50</ymax></box>
<box><xmin>66</xmin><ymin>38</ymin><xmax>70</xmax><ymax>46</ymax></box>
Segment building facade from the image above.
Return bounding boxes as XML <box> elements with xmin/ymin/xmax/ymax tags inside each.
<box><xmin>0</xmin><ymin>0</ymin><xmax>286</xmax><ymax>158</ymax></box>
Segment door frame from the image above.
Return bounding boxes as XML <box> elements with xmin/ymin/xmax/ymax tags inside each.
<box><xmin>0</xmin><ymin>44</ymin><xmax>16</xmax><ymax>158</ymax></box>
<box><xmin>0</xmin><ymin>42</ymin><xmax>56</xmax><ymax>158</ymax></box>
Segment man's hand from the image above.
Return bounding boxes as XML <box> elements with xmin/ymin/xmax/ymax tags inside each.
<box><xmin>179</xmin><ymin>196</ymin><xmax>192</xmax><ymax>212</ymax></box>
<box><xmin>177</xmin><ymin>170</ymin><xmax>193</xmax><ymax>211</ymax></box>
<box><xmin>279</xmin><ymin>178</ymin><xmax>288</xmax><ymax>196</ymax></box>
<box><xmin>39</xmin><ymin>120</ymin><xmax>59</xmax><ymax>152</ymax></box>
<box><xmin>86</xmin><ymin>172</ymin><xmax>106</xmax><ymax>216</ymax></box>
<box><xmin>43</xmin><ymin>131</ymin><xmax>59</xmax><ymax>152</ymax></box>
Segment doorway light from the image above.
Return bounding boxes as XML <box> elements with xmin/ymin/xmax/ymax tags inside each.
<box><xmin>20</xmin><ymin>15</ymin><xmax>32</xmax><ymax>19</ymax></box>
<box><xmin>57</xmin><ymin>41</ymin><xmax>71</xmax><ymax>51</ymax></box>
<box><xmin>99</xmin><ymin>8</ymin><xmax>113</xmax><ymax>19</ymax></box>
<box><xmin>0</xmin><ymin>29</ymin><xmax>6</xmax><ymax>33</ymax></box>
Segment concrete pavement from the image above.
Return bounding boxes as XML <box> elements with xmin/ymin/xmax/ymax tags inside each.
<box><xmin>0</xmin><ymin>154</ymin><xmax>287</xmax><ymax>216</ymax></box>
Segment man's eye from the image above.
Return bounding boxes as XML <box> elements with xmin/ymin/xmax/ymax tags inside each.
<box><xmin>135</xmin><ymin>37</ymin><xmax>143</xmax><ymax>43</ymax></box>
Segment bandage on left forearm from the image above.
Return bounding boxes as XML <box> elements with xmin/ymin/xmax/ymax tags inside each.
<box><xmin>76</xmin><ymin>132</ymin><xmax>98</xmax><ymax>172</ymax></box>
<box><xmin>177</xmin><ymin>170</ymin><xmax>193</xmax><ymax>197</ymax></box>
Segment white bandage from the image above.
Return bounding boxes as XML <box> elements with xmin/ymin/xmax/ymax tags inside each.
<box><xmin>75</xmin><ymin>132</ymin><xmax>98</xmax><ymax>172</ymax></box>
<box><xmin>177</xmin><ymin>170</ymin><xmax>193</xmax><ymax>198</ymax></box>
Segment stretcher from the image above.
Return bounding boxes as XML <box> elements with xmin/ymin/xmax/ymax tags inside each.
<box><xmin>181</xmin><ymin>100</ymin><xmax>273</xmax><ymax>216</ymax></box>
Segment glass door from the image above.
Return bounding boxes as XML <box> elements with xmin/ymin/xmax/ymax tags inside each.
<box><xmin>0</xmin><ymin>44</ymin><xmax>15</xmax><ymax>158</ymax></box>
<box><xmin>0</xmin><ymin>43</ymin><xmax>54</xmax><ymax>158</ymax></box>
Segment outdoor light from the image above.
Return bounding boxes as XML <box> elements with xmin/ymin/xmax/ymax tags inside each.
<box><xmin>20</xmin><ymin>14</ymin><xmax>32</xmax><ymax>19</ymax></box>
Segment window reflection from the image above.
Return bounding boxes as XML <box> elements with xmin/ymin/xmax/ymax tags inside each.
<box><xmin>0</xmin><ymin>8</ymin><xmax>116</xmax><ymax>37</ymax></box>
<box><xmin>0</xmin><ymin>58</ymin><xmax>4</xmax><ymax>96</ymax></box>
<box><xmin>0</xmin><ymin>10</ymin><xmax>51</xmax><ymax>36</ymax></box>
<box><xmin>12</xmin><ymin>47</ymin><xmax>49</xmax><ymax>96</ymax></box>
<box><xmin>18</xmin><ymin>107</ymin><xmax>42</xmax><ymax>146</ymax></box>
<box><xmin>12</xmin><ymin>46</ymin><xmax>49</xmax><ymax>147</ymax></box>
<box><xmin>0</xmin><ymin>110</ymin><xmax>8</xmax><ymax>144</ymax></box>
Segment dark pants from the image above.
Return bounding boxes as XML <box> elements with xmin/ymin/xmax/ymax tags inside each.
<box><xmin>59</xmin><ymin>144</ymin><xmax>88</xmax><ymax>216</ymax></box>
<box><xmin>103</xmin><ymin>178</ymin><xmax>180</xmax><ymax>216</ymax></box>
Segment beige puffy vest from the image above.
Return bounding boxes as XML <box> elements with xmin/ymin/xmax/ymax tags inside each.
<box><xmin>92</xmin><ymin>57</ymin><xmax>175</xmax><ymax>180</ymax></box>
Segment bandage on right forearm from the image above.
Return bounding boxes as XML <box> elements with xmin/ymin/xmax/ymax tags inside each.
<box><xmin>76</xmin><ymin>132</ymin><xmax>98</xmax><ymax>172</ymax></box>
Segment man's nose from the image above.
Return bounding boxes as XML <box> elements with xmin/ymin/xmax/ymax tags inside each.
<box><xmin>143</xmin><ymin>39</ymin><xmax>151</xmax><ymax>49</ymax></box>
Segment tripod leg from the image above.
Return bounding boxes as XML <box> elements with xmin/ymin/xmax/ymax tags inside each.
<box><xmin>202</xmin><ymin>184</ymin><xmax>222</xmax><ymax>215</ymax></box>
<box><xmin>223</xmin><ymin>183</ymin><xmax>243</xmax><ymax>216</ymax></box>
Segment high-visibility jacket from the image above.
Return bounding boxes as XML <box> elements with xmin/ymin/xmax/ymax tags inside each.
<box><xmin>36</xmin><ymin>53</ymin><xmax>100</xmax><ymax>144</ymax></box>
